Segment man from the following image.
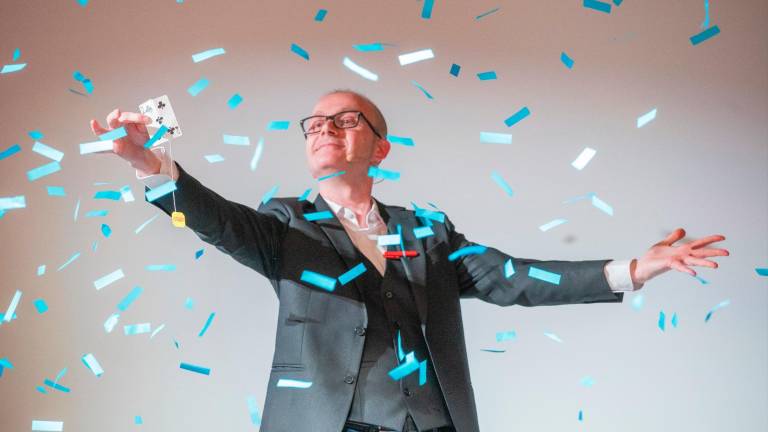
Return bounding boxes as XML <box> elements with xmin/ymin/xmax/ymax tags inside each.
<box><xmin>89</xmin><ymin>90</ymin><xmax>729</xmax><ymax>431</ymax></box>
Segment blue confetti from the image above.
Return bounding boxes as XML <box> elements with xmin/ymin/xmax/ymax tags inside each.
<box><xmin>179</xmin><ymin>362</ymin><xmax>210</xmax><ymax>375</ymax></box>
<box><xmin>0</xmin><ymin>195</ymin><xmax>25</xmax><ymax>211</ymax></box>
<box><xmin>191</xmin><ymin>48</ymin><xmax>225</xmax><ymax>63</ymax></box>
<box><xmin>33</xmin><ymin>298</ymin><xmax>48</xmax><ymax>314</ymax></box>
<box><xmin>81</xmin><ymin>353</ymin><xmax>104</xmax><ymax>377</ymax></box>
<box><xmin>701</xmin><ymin>0</ymin><xmax>710</xmax><ymax>29</ymax></box>
<box><xmin>145</xmin><ymin>180</ymin><xmax>177</xmax><ymax>202</ymax></box>
<box><xmin>134</xmin><ymin>214</ymin><xmax>159</xmax><ymax>234</ymax></box>
<box><xmin>756</xmin><ymin>268</ymin><xmax>768</xmax><ymax>276</ymax></box>
<box><xmin>496</xmin><ymin>330</ymin><xmax>517</xmax><ymax>342</ymax></box>
<box><xmin>187</xmin><ymin>77</ymin><xmax>209</xmax><ymax>96</ymax></box>
<box><xmin>421</xmin><ymin>0</ymin><xmax>434</xmax><ymax>19</ymax></box>
<box><xmin>658</xmin><ymin>310</ymin><xmax>666</xmax><ymax>331</ymax></box>
<box><xmin>47</xmin><ymin>186</ymin><xmax>65</xmax><ymax>197</ymax></box>
<box><xmin>448</xmin><ymin>245</ymin><xmax>487</xmax><ymax>261</ymax></box>
<box><xmin>578</xmin><ymin>410</ymin><xmax>584</xmax><ymax>422</ymax></box>
<box><xmin>98</xmin><ymin>127</ymin><xmax>127</xmax><ymax>141</ymax></box>
<box><xmin>195</xmin><ymin>248</ymin><xmax>205</xmax><ymax>260</ymax></box>
<box><xmin>267</xmin><ymin>120</ymin><xmax>290</xmax><ymax>130</ymax></box>
<box><xmin>37</xmin><ymin>265</ymin><xmax>46</xmax><ymax>276</ymax></box>
<box><xmin>0</xmin><ymin>144</ymin><xmax>21</xmax><ymax>161</ymax></box>
<box><xmin>0</xmin><ymin>63</ymin><xmax>26</xmax><ymax>74</ymax></box>
<box><xmin>413</xmin><ymin>226</ymin><xmax>434</xmax><ymax>239</ymax></box>
<box><xmin>539</xmin><ymin>218</ymin><xmax>568</xmax><ymax>232</ymax></box>
<box><xmin>491</xmin><ymin>171</ymin><xmax>514</xmax><ymax>196</ymax></box>
<box><xmin>117</xmin><ymin>286</ymin><xmax>143</xmax><ymax>312</ymax></box>
<box><xmin>298</xmin><ymin>188</ymin><xmax>312</xmax><ymax>201</ymax></box>
<box><xmin>12</xmin><ymin>48</ymin><xmax>21</xmax><ymax>62</ymax></box>
<box><xmin>671</xmin><ymin>312</ymin><xmax>679</xmax><ymax>328</ymax></box>
<box><xmin>100</xmin><ymin>224</ymin><xmax>112</xmax><ymax>238</ymax></box>
<box><xmin>27</xmin><ymin>161</ymin><xmax>61</xmax><ymax>181</ymax></box>
<box><xmin>388</xmin><ymin>352</ymin><xmax>420</xmax><ymax>380</ymax></box>
<box><xmin>480</xmin><ymin>348</ymin><xmax>506</xmax><ymax>353</ymax></box>
<box><xmin>690</xmin><ymin>25</ymin><xmax>721</xmax><ymax>46</ymax></box>
<box><xmin>290</xmin><ymin>43</ymin><xmax>310</xmax><ymax>61</ymax></box>
<box><xmin>93</xmin><ymin>269</ymin><xmax>125</xmax><ymax>290</ymax></box>
<box><xmin>29</xmin><ymin>130</ymin><xmax>44</xmax><ymax>140</ymax></box>
<box><xmin>477</xmin><ymin>71</ymin><xmax>497</xmax><ymax>80</ymax></box>
<box><xmin>135</xmin><ymin>416</ymin><xmax>143</xmax><ymax>425</ymax></box>
<box><xmin>504</xmin><ymin>259</ymin><xmax>515</xmax><ymax>278</ymax></box>
<box><xmin>204</xmin><ymin>154</ymin><xmax>225</xmax><ymax>163</ymax></box>
<box><xmin>304</xmin><ymin>210</ymin><xmax>334</xmax><ymax>221</ymax></box>
<box><xmin>143</xmin><ymin>124</ymin><xmax>168</xmax><ymax>148</ymax></box>
<box><xmin>146</xmin><ymin>264</ymin><xmax>176</xmax><ymax>272</ymax></box>
<box><xmin>449</xmin><ymin>63</ymin><xmax>461</xmax><ymax>77</ymax></box>
<box><xmin>367</xmin><ymin>166</ymin><xmax>400</xmax><ymax>181</ymax></box>
<box><xmin>504</xmin><ymin>107</ymin><xmax>530</xmax><ymax>127</ymax></box>
<box><xmin>250</xmin><ymin>137</ymin><xmax>264</xmax><ymax>171</ymax></box>
<box><xmin>227</xmin><ymin>93</ymin><xmax>243</xmax><ymax>109</ymax></box>
<box><xmin>261</xmin><ymin>185</ymin><xmax>279</xmax><ymax>205</ymax></box>
<box><xmin>353</xmin><ymin>43</ymin><xmax>384</xmax><ymax>52</ymax></box>
<box><xmin>314</xmin><ymin>9</ymin><xmax>327</xmax><ymax>22</ymax></box>
<box><xmin>198</xmin><ymin>312</ymin><xmax>216</xmax><ymax>337</ymax></box>
<box><xmin>414</xmin><ymin>208</ymin><xmax>444</xmax><ymax>223</ymax></box>
<box><xmin>583</xmin><ymin>0</ymin><xmax>612</xmax><ymax>14</ymax></box>
<box><xmin>386</xmin><ymin>134</ymin><xmax>414</xmax><ymax>146</ymax></box>
<box><xmin>705</xmin><ymin>299</ymin><xmax>730</xmax><ymax>322</ymax></box>
<box><xmin>561</xmin><ymin>52</ymin><xmax>574</xmax><ymax>69</ymax></box>
<box><xmin>247</xmin><ymin>395</ymin><xmax>262</xmax><ymax>425</ymax></box>
<box><xmin>32</xmin><ymin>142</ymin><xmax>64</xmax><ymax>162</ymax></box>
<box><xmin>339</xmin><ymin>263</ymin><xmax>367</xmax><ymax>285</ymax></box>
<box><xmin>94</xmin><ymin>190</ymin><xmax>121</xmax><ymax>200</ymax></box>
<box><xmin>475</xmin><ymin>7</ymin><xmax>500</xmax><ymax>20</ymax></box>
<box><xmin>57</xmin><ymin>252</ymin><xmax>81</xmax><ymax>271</ymax></box>
<box><xmin>124</xmin><ymin>323</ymin><xmax>151</xmax><ymax>335</ymax></box>
<box><xmin>411</xmin><ymin>80</ymin><xmax>434</xmax><ymax>99</ymax></box>
<box><xmin>528</xmin><ymin>267</ymin><xmax>561</xmax><ymax>285</ymax></box>
<box><xmin>43</xmin><ymin>379</ymin><xmax>70</xmax><ymax>393</ymax></box>
<box><xmin>343</xmin><ymin>57</ymin><xmax>379</xmax><ymax>81</ymax></box>
<box><xmin>318</xmin><ymin>170</ymin><xmax>346</xmax><ymax>181</ymax></box>
<box><xmin>637</xmin><ymin>108</ymin><xmax>657</xmax><ymax>128</ymax></box>
<box><xmin>222</xmin><ymin>134</ymin><xmax>250</xmax><ymax>146</ymax></box>
<box><xmin>543</xmin><ymin>332</ymin><xmax>563</xmax><ymax>343</ymax></box>
<box><xmin>480</xmin><ymin>131</ymin><xmax>512</xmax><ymax>144</ymax></box>
<box><xmin>300</xmin><ymin>270</ymin><xmax>337</xmax><ymax>291</ymax></box>
<box><xmin>277</xmin><ymin>379</ymin><xmax>312</xmax><ymax>388</ymax></box>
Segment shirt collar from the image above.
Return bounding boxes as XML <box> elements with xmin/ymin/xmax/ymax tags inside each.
<box><xmin>322</xmin><ymin>195</ymin><xmax>384</xmax><ymax>231</ymax></box>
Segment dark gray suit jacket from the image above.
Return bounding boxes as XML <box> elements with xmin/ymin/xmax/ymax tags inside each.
<box><xmin>150</xmin><ymin>164</ymin><xmax>624</xmax><ymax>431</ymax></box>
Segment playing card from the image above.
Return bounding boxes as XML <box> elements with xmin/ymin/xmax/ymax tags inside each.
<box><xmin>139</xmin><ymin>95</ymin><xmax>183</xmax><ymax>146</ymax></box>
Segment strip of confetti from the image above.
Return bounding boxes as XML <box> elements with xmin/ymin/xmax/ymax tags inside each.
<box><xmin>690</xmin><ymin>25</ymin><xmax>721</xmax><ymax>45</ymax></box>
<box><xmin>561</xmin><ymin>52</ymin><xmax>574</xmax><ymax>69</ymax></box>
<box><xmin>399</xmin><ymin>49</ymin><xmax>434</xmax><ymax>66</ymax></box>
<box><xmin>223</xmin><ymin>134</ymin><xmax>250</xmax><ymax>146</ymax></box>
<box><xmin>342</xmin><ymin>57</ymin><xmax>379</xmax><ymax>81</ymax></box>
<box><xmin>301</xmin><ymin>270</ymin><xmax>337</xmax><ymax>291</ymax></box>
<box><xmin>539</xmin><ymin>218</ymin><xmax>568</xmax><ymax>232</ymax></box>
<box><xmin>448</xmin><ymin>245</ymin><xmax>487</xmax><ymax>261</ymax></box>
<box><xmin>583</xmin><ymin>0</ymin><xmax>612</xmax><ymax>14</ymax></box>
<box><xmin>572</xmin><ymin>147</ymin><xmax>596</xmax><ymax>170</ymax></box>
<box><xmin>387</xmin><ymin>134</ymin><xmax>414</xmax><ymax>146</ymax></box>
<box><xmin>277</xmin><ymin>379</ymin><xmax>312</xmax><ymax>388</ymax></box>
<box><xmin>637</xmin><ymin>108</ymin><xmax>657</xmax><ymax>128</ymax></box>
<box><xmin>480</xmin><ymin>132</ymin><xmax>512</xmax><ymax>144</ymax></box>
<box><xmin>187</xmin><ymin>77</ymin><xmax>209</xmax><ymax>96</ymax></box>
<box><xmin>198</xmin><ymin>312</ymin><xmax>216</xmax><ymax>337</ymax></box>
<box><xmin>32</xmin><ymin>142</ymin><xmax>64</xmax><ymax>162</ymax></box>
<box><xmin>491</xmin><ymin>171</ymin><xmax>514</xmax><ymax>196</ymax></box>
<box><xmin>180</xmin><ymin>362</ymin><xmax>211</xmax><ymax>375</ymax></box>
<box><xmin>338</xmin><ymin>263</ymin><xmax>367</xmax><ymax>285</ymax></box>
<box><xmin>411</xmin><ymin>80</ymin><xmax>434</xmax><ymax>99</ymax></box>
<box><xmin>529</xmin><ymin>267</ymin><xmax>562</xmax><ymax>285</ymax></box>
<box><xmin>504</xmin><ymin>107</ymin><xmax>530</xmax><ymax>127</ymax></box>
<box><xmin>290</xmin><ymin>43</ymin><xmax>310</xmax><ymax>61</ymax></box>
<box><xmin>192</xmin><ymin>48</ymin><xmax>225</xmax><ymax>63</ymax></box>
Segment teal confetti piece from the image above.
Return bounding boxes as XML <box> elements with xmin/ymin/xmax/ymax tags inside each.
<box><xmin>418</xmin><ymin>360</ymin><xmax>427</xmax><ymax>385</ymax></box>
<box><xmin>261</xmin><ymin>185</ymin><xmax>279</xmax><ymax>205</ymax></box>
<box><xmin>12</xmin><ymin>48</ymin><xmax>21</xmax><ymax>62</ymax></box>
<box><xmin>580</xmin><ymin>376</ymin><xmax>595</xmax><ymax>387</ymax></box>
<box><xmin>195</xmin><ymin>248</ymin><xmax>205</xmax><ymax>260</ymax></box>
<box><xmin>613</xmin><ymin>0</ymin><xmax>623</xmax><ymax>4</ymax></box>
<box><xmin>504</xmin><ymin>107</ymin><xmax>530</xmax><ymax>127</ymax></box>
<box><xmin>528</xmin><ymin>266</ymin><xmax>561</xmax><ymax>285</ymax></box>
<box><xmin>411</xmin><ymin>80</ymin><xmax>434</xmax><ymax>99</ymax></box>
<box><xmin>0</xmin><ymin>63</ymin><xmax>26</xmax><ymax>74</ymax></box>
<box><xmin>705</xmin><ymin>299</ymin><xmax>730</xmax><ymax>322</ymax></box>
<box><xmin>367</xmin><ymin>166</ymin><xmax>400</xmax><ymax>181</ymax></box>
<box><xmin>204</xmin><ymin>154</ymin><xmax>225</xmax><ymax>163</ymax></box>
<box><xmin>342</xmin><ymin>57</ymin><xmax>379</xmax><ymax>81</ymax></box>
<box><xmin>387</xmin><ymin>134</ymin><xmax>415</xmax><ymax>146</ymax></box>
<box><xmin>539</xmin><ymin>218</ymin><xmax>567</xmax><ymax>232</ymax></box>
<box><xmin>192</xmin><ymin>47</ymin><xmax>225</xmax><ymax>63</ymax></box>
<box><xmin>98</xmin><ymin>126</ymin><xmax>127</xmax><ymax>141</ymax></box>
<box><xmin>32</xmin><ymin>142</ymin><xmax>64</xmax><ymax>162</ymax></box>
<box><xmin>117</xmin><ymin>286</ymin><xmax>143</xmax><ymax>312</ymax></box>
<box><xmin>124</xmin><ymin>323</ymin><xmax>151</xmax><ymax>335</ymax></box>
<box><xmin>29</xmin><ymin>130</ymin><xmax>44</xmax><ymax>140</ymax></box>
<box><xmin>57</xmin><ymin>251</ymin><xmax>80</xmax><ymax>271</ymax></box>
<box><xmin>353</xmin><ymin>42</ymin><xmax>384</xmax><ymax>52</ymax></box>
<box><xmin>222</xmin><ymin>134</ymin><xmax>250</xmax><ymax>146</ymax></box>
<box><xmin>413</xmin><ymin>226</ymin><xmax>434</xmax><ymax>239</ymax></box>
<box><xmin>94</xmin><ymin>269</ymin><xmax>125</xmax><ymax>290</ymax></box>
<box><xmin>301</xmin><ymin>270</ymin><xmax>337</xmax><ymax>291</ymax></box>
<box><xmin>480</xmin><ymin>348</ymin><xmax>506</xmax><ymax>353</ymax></box>
<box><xmin>0</xmin><ymin>144</ymin><xmax>21</xmax><ymax>160</ymax></box>
<box><xmin>449</xmin><ymin>63</ymin><xmax>461</xmax><ymax>77</ymax></box>
<box><xmin>81</xmin><ymin>353</ymin><xmax>104</xmax><ymax>377</ymax></box>
<box><xmin>543</xmin><ymin>332</ymin><xmax>563</xmax><ymax>343</ymax></box>
<box><xmin>143</xmin><ymin>124</ymin><xmax>168</xmax><ymax>148</ymax></box>
<box><xmin>318</xmin><ymin>170</ymin><xmax>346</xmax><ymax>181</ymax></box>
<box><xmin>43</xmin><ymin>379</ymin><xmax>70</xmax><ymax>393</ymax></box>
<box><xmin>247</xmin><ymin>395</ymin><xmax>262</xmax><ymax>425</ymax></box>
<box><xmin>690</xmin><ymin>25</ymin><xmax>720</xmax><ymax>46</ymax></box>
<box><xmin>297</xmin><ymin>188</ymin><xmax>313</xmax><ymax>202</ymax></box>
<box><xmin>277</xmin><ymin>379</ymin><xmax>312</xmax><ymax>388</ymax></box>
<box><xmin>0</xmin><ymin>195</ymin><xmax>25</xmax><ymax>211</ymax></box>
<box><xmin>491</xmin><ymin>171</ymin><xmax>514</xmax><ymax>196</ymax></box>
<box><xmin>631</xmin><ymin>294</ymin><xmax>644</xmax><ymax>311</ymax></box>
<box><xmin>756</xmin><ymin>268</ymin><xmax>768</xmax><ymax>276</ymax></box>
<box><xmin>47</xmin><ymin>186</ymin><xmax>65</xmax><ymax>197</ymax></box>
<box><xmin>146</xmin><ymin>264</ymin><xmax>176</xmax><ymax>271</ymax></box>
<box><xmin>103</xmin><ymin>313</ymin><xmax>119</xmax><ymax>333</ymax></box>
<box><xmin>35</xmin><ymin>386</ymin><xmax>47</xmax><ymax>394</ymax></box>
<box><xmin>187</xmin><ymin>77</ymin><xmax>209</xmax><ymax>96</ymax></box>
<box><xmin>414</xmin><ymin>208</ymin><xmax>444</xmax><ymax>223</ymax></box>
<box><xmin>290</xmin><ymin>43</ymin><xmax>310</xmax><ymax>61</ymax></box>
<box><xmin>31</xmin><ymin>420</ymin><xmax>64</xmax><ymax>431</ymax></box>
<box><xmin>135</xmin><ymin>416</ymin><xmax>143</xmax><ymax>425</ymax></box>
<box><xmin>421</xmin><ymin>0</ymin><xmax>434</xmax><ymax>19</ymax></box>
<box><xmin>583</xmin><ymin>0</ymin><xmax>612</xmax><ymax>14</ymax></box>
<box><xmin>475</xmin><ymin>7</ymin><xmax>500</xmax><ymax>20</ymax></box>
<box><xmin>267</xmin><ymin>120</ymin><xmax>290</xmax><ymax>130</ymax></box>
<box><xmin>304</xmin><ymin>210</ymin><xmax>334</xmax><ymax>221</ymax></box>
<box><xmin>591</xmin><ymin>195</ymin><xmax>614</xmax><ymax>216</ymax></box>
<box><xmin>134</xmin><ymin>214</ymin><xmax>159</xmax><ymax>234</ymax></box>
<box><xmin>504</xmin><ymin>259</ymin><xmax>515</xmax><ymax>278</ymax></box>
<box><xmin>180</xmin><ymin>362</ymin><xmax>210</xmax><ymax>375</ymax></box>
<box><xmin>27</xmin><ymin>161</ymin><xmax>61</xmax><ymax>181</ymax></box>
<box><xmin>85</xmin><ymin>210</ymin><xmax>108</xmax><ymax>218</ymax></box>
<box><xmin>198</xmin><ymin>312</ymin><xmax>216</xmax><ymax>337</ymax></box>
<box><xmin>637</xmin><ymin>108</ymin><xmax>657</xmax><ymax>128</ymax></box>
<box><xmin>37</xmin><ymin>265</ymin><xmax>46</xmax><ymax>276</ymax></box>
<box><xmin>3</xmin><ymin>290</ymin><xmax>22</xmax><ymax>322</ymax></box>
<box><xmin>480</xmin><ymin>132</ymin><xmax>512</xmax><ymax>144</ymax></box>
<box><xmin>658</xmin><ymin>310</ymin><xmax>666</xmax><ymax>331</ymax></box>
<box><xmin>92</xmin><ymin>240</ymin><xmax>99</xmax><ymax>252</ymax></box>
<box><xmin>397</xmin><ymin>330</ymin><xmax>405</xmax><ymax>361</ymax></box>
<box><xmin>145</xmin><ymin>180</ymin><xmax>177</xmax><ymax>202</ymax></box>
<box><xmin>448</xmin><ymin>245</ymin><xmax>487</xmax><ymax>261</ymax></box>
<box><xmin>250</xmin><ymin>137</ymin><xmax>264</xmax><ymax>171</ymax></box>
<box><xmin>377</xmin><ymin>234</ymin><xmax>402</xmax><ymax>247</ymax></box>
<box><xmin>561</xmin><ymin>52</ymin><xmax>574</xmax><ymax>69</ymax></box>
<box><xmin>101</xmin><ymin>224</ymin><xmax>112</xmax><ymax>238</ymax></box>
<box><xmin>227</xmin><ymin>93</ymin><xmax>243</xmax><ymax>109</ymax></box>
<box><xmin>388</xmin><ymin>352</ymin><xmax>419</xmax><ymax>380</ymax></box>
<box><xmin>578</xmin><ymin>410</ymin><xmax>584</xmax><ymax>422</ymax></box>
<box><xmin>477</xmin><ymin>71</ymin><xmax>497</xmax><ymax>80</ymax></box>
<box><xmin>496</xmin><ymin>330</ymin><xmax>517</xmax><ymax>342</ymax></box>
<box><xmin>185</xmin><ymin>297</ymin><xmax>194</xmax><ymax>309</ymax></box>
<box><xmin>671</xmin><ymin>312</ymin><xmax>679</xmax><ymax>328</ymax></box>
<box><xmin>701</xmin><ymin>0</ymin><xmax>710</xmax><ymax>29</ymax></box>
<box><xmin>120</xmin><ymin>185</ymin><xmax>134</xmax><ymax>202</ymax></box>
<box><xmin>314</xmin><ymin>9</ymin><xmax>327</xmax><ymax>22</ymax></box>
<box><xmin>94</xmin><ymin>190</ymin><xmax>121</xmax><ymax>200</ymax></box>
<box><xmin>692</xmin><ymin>274</ymin><xmax>709</xmax><ymax>284</ymax></box>
<box><xmin>339</xmin><ymin>263</ymin><xmax>367</xmax><ymax>285</ymax></box>
<box><xmin>0</xmin><ymin>357</ymin><xmax>14</xmax><ymax>369</ymax></box>
<box><xmin>150</xmin><ymin>323</ymin><xmax>165</xmax><ymax>338</ymax></box>
<box><xmin>77</xmin><ymin>0</ymin><xmax>88</xmax><ymax>6</ymax></box>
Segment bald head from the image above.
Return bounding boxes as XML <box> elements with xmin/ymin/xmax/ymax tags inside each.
<box><xmin>321</xmin><ymin>89</ymin><xmax>388</xmax><ymax>137</ymax></box>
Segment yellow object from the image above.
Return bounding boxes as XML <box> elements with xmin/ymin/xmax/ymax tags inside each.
<box><xmin>171</xmin><ymin>211</ymin><xmax>186</xmax><ymax>228</ymax></box>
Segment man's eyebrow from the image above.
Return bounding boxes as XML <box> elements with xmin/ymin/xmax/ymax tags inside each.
<box><xmin>311</xmin><ymin>107</ymin><xmax>359</xmax><ymax>116</ymax></box>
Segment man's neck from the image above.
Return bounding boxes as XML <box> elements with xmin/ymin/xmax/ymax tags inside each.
<box><xmin>318</xmin><ymin>176</ymin><xmax>374</xmax><ymax>226</ymax></box>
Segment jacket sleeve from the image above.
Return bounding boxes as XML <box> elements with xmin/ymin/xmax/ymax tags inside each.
<box><xmin>443</xmin><ymin>216</ymin><xmax>623</xmax><ymax>307</ymax></box>
<box><xmin>146</xmin><ymin>162</ymin><xmax>289</xmax><ymax>280</ymax></box>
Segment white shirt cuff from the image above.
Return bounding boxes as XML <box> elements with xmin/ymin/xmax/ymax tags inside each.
<box><xmin>135</xmin><ymin>146</ymin><xmax>176</xmax><ymax>189</ymax></box>
<box><xmin>604</xmin><ymin>259</ymin><xmax>644</xmax><ymax>292</ymax></box>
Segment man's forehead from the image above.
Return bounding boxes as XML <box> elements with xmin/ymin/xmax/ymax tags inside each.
<box><xmin>312</xmin><ymin>94</ymin><xmax>367</xmax><ymax>115</ymax></box>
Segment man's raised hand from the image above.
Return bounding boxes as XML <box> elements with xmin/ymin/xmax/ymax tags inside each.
<box><xmin>89</xmin><ymin>109</ymin><xmax>160</xmax><ymax>174</ymax></box>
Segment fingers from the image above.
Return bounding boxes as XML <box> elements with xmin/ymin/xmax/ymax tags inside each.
<box><xmin>688</xmin><ymin>235</ymin><xmax>726</xmax><ymax>249</ymax></box>
<box><xmin>106</xmin><ymin>108</ymin><xmax>121</xmax><ymax>129</ymax></box>
<box><xmin>691</xmin><ymin>247</ymin><xmax>730</xmax><ymax>258</ymax></box>
<box><xmin>683</xmin><ymin>256</ymin><xmax>718</xmax><ymax>269</ymax></box>
<box><xmin>118</xmin><ymin>112</ymin><xmax>152</xmax><ymax>124</ymax></box>
<box><xmin>90</xmin><ymin>119</ymin><xmax>109</xmax><ymax>136</ymax></box>
<box><xmin>658</xmin><ymin>228</ymin><xmax>686</xmax><ymax>246</ymax></box>
<box><xmin>670</xmin><ymin>259</ymin><xmax>696</xmax><ymax>276</ymax></box>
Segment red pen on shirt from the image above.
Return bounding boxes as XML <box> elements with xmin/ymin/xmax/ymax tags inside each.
<box><xmin>383</xmin><ymin>250</ymin><xmax>419</xmax><ymax>259</ymax></box>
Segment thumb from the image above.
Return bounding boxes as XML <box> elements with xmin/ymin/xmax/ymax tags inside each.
<box><xmin>658</xmin><ymin>228</ymin><xmax>686</xmax><ymax>247</ymax></box>
<box><xmin>90</xmin><ymin>119</ymin><xmax>109</xmax><ymax>137</ymax></box>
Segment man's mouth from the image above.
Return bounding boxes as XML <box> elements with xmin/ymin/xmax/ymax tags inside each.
<box><xmin>314</xmin><ymin>142</ymin><xmax>344</xmax><ymax>152</ymax></box>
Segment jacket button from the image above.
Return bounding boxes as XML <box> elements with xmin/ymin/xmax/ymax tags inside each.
<box><xmin>385</xmin><ymin>291</ymin><xmax>394</xmax><ymax>299</ymax></box>
<box><xmin>354</xmin><ymin>326</ymin><xmax>366</xmax><ymax>336</ymax></box>
<box><xmin>403</xmin><ymin>388</ymin><xmax>412</xmax><ymax>397</ymax></box>
<box><xmin>344</xmin><ymin>375</ymin><xmax>355</xmax><ymax>384</ymax></box>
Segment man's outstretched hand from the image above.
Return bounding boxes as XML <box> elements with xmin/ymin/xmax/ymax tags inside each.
<box><xmin>90</xmin><ymin>109</ymin><xmax>160</xmax><ymax>174</ymax></box>
<box><xmin>631</xmin><ymin>228</ymin><xmax>729</xmax><ymax>286</ymax></box>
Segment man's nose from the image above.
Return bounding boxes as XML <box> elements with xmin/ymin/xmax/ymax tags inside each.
<box><xmin>320</xmin><ymin>118</ymin><xmax>339</xmax><ymax>135</ymax></box>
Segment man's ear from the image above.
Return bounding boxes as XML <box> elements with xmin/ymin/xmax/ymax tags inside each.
<box><xmin>371</xmin><ymin>137</ymin><xmax>391</xmax><ymax>165</ymax></box>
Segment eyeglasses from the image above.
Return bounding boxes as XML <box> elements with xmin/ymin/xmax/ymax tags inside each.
<box><xmin>300</xmin><ymin>110</ymin><xmax>382</xmax><ymax>139</ymax></box>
